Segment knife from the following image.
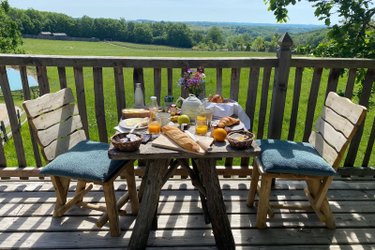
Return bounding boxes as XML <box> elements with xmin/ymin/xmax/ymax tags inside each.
<box><xmin>185</xmin><ymin>130</ymin><xmax>210</xmax><ymax>152</ymax></box>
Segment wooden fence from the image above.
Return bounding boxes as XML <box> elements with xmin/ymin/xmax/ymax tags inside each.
<box><xmin>0</xmin><ymin>33</ymin><xmax>374</xmax><ymax>179</ymax></box>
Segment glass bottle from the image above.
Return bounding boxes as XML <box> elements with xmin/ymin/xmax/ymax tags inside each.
<box><xmin>149</xmin><ymin>96</ymin><xmax>159</xmax><ymax>119</ymax></box>
<box><xmin>134</xmin><ymin>82</ymin><xmax>144</xmax><ymax>108</ymax></box>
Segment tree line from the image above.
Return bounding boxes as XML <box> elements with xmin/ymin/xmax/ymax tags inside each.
<box><xmin>6</xmin><ymin>7</ymin><xmax>309</xmax><ymax>52</ymax></box>
<box><xmin>8</xmin><ymin>8</ymin><xmax>195</xmax><ymax>48</ymax></box>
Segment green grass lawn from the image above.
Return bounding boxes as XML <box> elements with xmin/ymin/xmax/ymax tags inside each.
<box><xmin>22</xmin><ymin>38</ymin><xmax>275</xmax><ymax>57</ymax></box>
<box><xmin>2</xmin><ymin>38</ymin><xmax>374</xmax><ymax>168</ymax></box>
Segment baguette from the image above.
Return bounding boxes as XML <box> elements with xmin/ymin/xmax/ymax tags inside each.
<box><xmin>218</xmin><ymin>116</ymin><xmax>240</xmax><ymax>128</ymax></box>
<box><xmin>162</xmin><ymin>125</ymin><xmax>200</xmax><ymax>153</ymax></box>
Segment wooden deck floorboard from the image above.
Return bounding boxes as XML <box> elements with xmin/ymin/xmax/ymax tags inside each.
<box><xmin>0</xmin><ymin>177</ymin><xmax>374</xmax><ymax>249</ymax></box>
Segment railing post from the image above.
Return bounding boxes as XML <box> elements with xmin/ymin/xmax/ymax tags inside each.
<box><xmin>268</xmin><ymin>33</ymin><xmax>293</xmax><ymax>139</ymax></box>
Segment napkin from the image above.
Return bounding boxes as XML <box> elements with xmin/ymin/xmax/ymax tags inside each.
<box><xmin>203</xmin><ymin>100</ymin><xmax>251</xmax><ymax>130</ymax></box>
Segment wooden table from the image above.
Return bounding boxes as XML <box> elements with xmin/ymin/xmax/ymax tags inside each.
<box><xmin>108</xmin><ymin>134</ymin><xmax>260</xmax><ymax>249</ymax></box>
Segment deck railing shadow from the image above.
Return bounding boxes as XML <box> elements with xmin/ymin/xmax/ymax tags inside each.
<box><xmin>1</xmin><ymin>178</ymin><xmax>375</xmax><ymax>248</ymax></box>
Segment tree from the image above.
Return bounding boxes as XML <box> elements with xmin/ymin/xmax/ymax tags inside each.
<box><xmin>0</xmin><ymin>0</ymin><xmax>23</xmax><ymax>53</ymax></box>
<box><xmin>265</xmin><ymin>0</ymin><xmax>375</xmax><ymax>59</ymax></box>
<box><xmin>266</xmin><ymin>0</ymin><xmax>374</xmax><ymax>98</ymax></box>
<box><xmin>166</xmin><ymin>23</ymin><xmax>192</xmax><ymax>48</ymax></box>
<box><xmin>251</xmin><ymin>36</ymin><xmax>266</xmax><ymax>51</ymax></box>
<box><xmin>191</xmin><ymin>30</ymin><xmax>204</xmax><ymax>46</ymax></box>
<box><xmin>133</xmin><ymin>24</ymin><xmax>153</xmax><ymax>44</ymax></box>
<box><xmin>206</xmin><ymin>27</ymin><xmax>225</xmax><ymax>45</ymax></box>
<box><xmin>76</xmin><ymin>15</ymin><xmax>94</xmax><ymax>38</ymax></box>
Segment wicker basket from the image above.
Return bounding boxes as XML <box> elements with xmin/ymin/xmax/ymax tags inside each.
<box><xmin>227</xmin><ymin>130</ymin><xmax>254</xmax><ymax>149</ymax></box>
<box><xmin>111</xmin><ymin>133</ymin><xmax>142</xmax><ymax>152</ymax></box>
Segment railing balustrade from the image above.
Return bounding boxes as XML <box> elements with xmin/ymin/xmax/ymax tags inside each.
<box><xmin>0</xmin><ymin>35</ymin><xmax>374</xmax><ymax>179</ymax></box>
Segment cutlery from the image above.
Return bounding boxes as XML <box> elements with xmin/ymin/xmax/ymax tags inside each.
<box><xmin>129</xmin><ymin>122</ymin><xmax>140</xmax><ymax>134</ymax></box>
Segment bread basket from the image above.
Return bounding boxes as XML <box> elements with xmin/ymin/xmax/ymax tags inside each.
<box><xmin>227</xmin><ymin>130</ymin><xmax>254</xmax><ymax>149</ymax></box>
<box><xmin>111</xmin><ymin>133</ymin><xmax>142</xmax><ymax>152</ymax></box>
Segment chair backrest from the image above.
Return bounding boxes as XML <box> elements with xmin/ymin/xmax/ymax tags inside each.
<box><xmin>309</xmin><ymin>92</ymin><xmax>367</xmax><ymax>169</ymax></box>
<box><xmin>23</xmin><ymin>88</ymin><xmax>87</xmax><ymax>162</ymax></box>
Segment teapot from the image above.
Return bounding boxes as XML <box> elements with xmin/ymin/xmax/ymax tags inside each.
<box><xmin>177</xmin><ymin>94</ymin><xmax>203</xmax><ymax>121</ymax></box>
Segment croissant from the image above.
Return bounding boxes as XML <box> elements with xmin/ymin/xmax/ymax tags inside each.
<box><xmin>209</xmin><ymin>94</ymin><xmax>224</xmax><ymax>103</ymax></box>
<box><xmin>218</xmin><ymin>116</ymin><xmax>240</xmax><ymax>128</ymax></box>
<box><xmin>162</xmin><ymin>125</ymin><xmax>200</xmax><ymax>153</ymax></box>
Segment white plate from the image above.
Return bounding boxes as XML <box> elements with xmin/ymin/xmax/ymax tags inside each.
<box><xmin>119</xmin><ymin>118</ymin><xmax>148</xmax><ymax>130</ymax></box>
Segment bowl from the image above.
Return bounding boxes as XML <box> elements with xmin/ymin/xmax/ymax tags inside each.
<box><xmin>111</xmin><ymin>133</ymin><xmax>142</xmax><ymax>152</ymax></box>
<box><xmin>227</xmin><ymin>130</ymin><xmax>254</xmax><ymax>149</ymax></box>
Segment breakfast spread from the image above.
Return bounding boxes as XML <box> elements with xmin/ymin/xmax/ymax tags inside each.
<box><xmin>114</xmin><ymin>93</ymin><xmax>252</xmax><ymax>153</ymax></box>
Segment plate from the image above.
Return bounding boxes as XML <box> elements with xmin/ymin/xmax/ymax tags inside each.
<box><xmin>119</xmin><ymin>118</ymin><xmax>148</xmax><ymax>130</ymax></box>
<box><xmin>211</xmin><ymin>119</ymin><xmax>245</xmax><ymax>131</ymax></box>
<box><xmin>229</xmin><ymin>122</ymin><xmax>245</xmax><ymax>131</ymax></box>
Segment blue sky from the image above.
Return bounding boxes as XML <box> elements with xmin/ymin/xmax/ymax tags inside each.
<box><xmin>8</xmin><ymin>0</ymin><xmax>336</xmax><ymax>25</ymax></box>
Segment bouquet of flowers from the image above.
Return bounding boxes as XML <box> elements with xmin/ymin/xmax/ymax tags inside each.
<box><xmin>178</xmin><ymin>66</ymin><xmax>206</xmax><ymax>97</ymax></box>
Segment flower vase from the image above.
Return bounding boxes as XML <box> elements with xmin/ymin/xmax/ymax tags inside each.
<box><xmin>189</xmin><ymin>83</ymin><xmax>205</xmax><ymax>100</ymax></box>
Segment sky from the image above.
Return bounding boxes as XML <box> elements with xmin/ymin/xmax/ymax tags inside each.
<box><xmin>8</xmin><ymin>0</ymin><xmax>337</xmax><ymax>25</ymax></box>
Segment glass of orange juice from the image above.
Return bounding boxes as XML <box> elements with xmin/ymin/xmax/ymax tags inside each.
<box><xmin>195</xmin><ymin>115</ymin><xmax>208</xmax><ymax>136</ymax></box>
<box><xmin>148</xmin><ymin>117</ymin><xmax>161</xmax><ymax>135</ymax></box>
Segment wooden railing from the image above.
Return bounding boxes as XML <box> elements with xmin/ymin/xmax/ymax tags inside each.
<box><xmin>0</xmin><ymin>33</ymin><xmax>374</xmax><ymax>179</ymax></box>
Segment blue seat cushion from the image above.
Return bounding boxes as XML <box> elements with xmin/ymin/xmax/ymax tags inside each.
<box><xmin>40</xmin><ymin>140</ymin><xmax>127</xmax><ymax>182</ymax></box>
<box><xmin>257</xmin><ymin>139</ymin><xmax>336</xmax><ymax>176</ymax></box>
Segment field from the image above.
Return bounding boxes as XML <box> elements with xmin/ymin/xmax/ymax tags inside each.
<box><xmin>2</xmin><ymin>38</ymin><xmax>374</xmax><ymax>167</ymax></box>
<box><xmin>21</xmin><ymin>38</ymin><xmax>274</xmax><ymax>57</ymax></box>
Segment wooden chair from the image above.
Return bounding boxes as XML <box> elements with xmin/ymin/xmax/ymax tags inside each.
<box><xmin>23</xmin><ymin>88</ymin><xmax>139</xmax><ymax>236</ymax></box>
<box><xmin>247</xmin><ymin>92</ymin><xmax>367</xmax><ymax>229</ymax></box>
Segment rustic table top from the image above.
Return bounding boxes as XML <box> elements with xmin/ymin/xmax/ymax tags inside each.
<box><xmin>108</xmin><ymin>135</ymin><xmax>260</xmax><ymax>160</ymax></box>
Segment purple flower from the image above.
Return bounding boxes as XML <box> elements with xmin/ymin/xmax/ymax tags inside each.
<box><xmin>177</xmin><ymin>66</ymin><xmax>205</xmax><ymax>96</ymax></box>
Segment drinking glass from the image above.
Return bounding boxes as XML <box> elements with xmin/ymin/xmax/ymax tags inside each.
<box><xmin>148</xmin><ymin>117</ymin><xmax>161</xmax><ymax>135</ymax></box>
<box><xmin>195</xmin><ymin>115</ymin><xmax>208</xmax><ymax>136</ymax></box>
<box><xmin>157</xmin><ymin>112</ymin><xmax>170</xmax><ymax>126</ymax></box>
<box><xmin>203</xmin><ymin>108</ymin><xmax>213</xmax><ymax>126</ymax></box>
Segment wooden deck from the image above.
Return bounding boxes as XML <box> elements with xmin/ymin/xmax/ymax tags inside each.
<box><xmin>1</xmin><ymin>176</ymin><xmax>375</xmax><ymax>249</ymax></box>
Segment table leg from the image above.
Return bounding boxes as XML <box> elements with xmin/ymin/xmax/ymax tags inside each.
<box><xmin>195</xmin><ymin>158</ymin><xmax>235</xmax><ymax>250</ymax></box>
<box><xmin>151</xmin><ymin>199</ymin><xmax>159</xmax><ymax>230</ymax></box>
<box><xmin>137</xmin><ymin>164</ymin><xmax>149</xmax><ymax>203</ymax></box>
<box><xmin>128</xmin><ymin>159</ymin><xmax>170</xmax><ymax>249</ymax></box>
<box><xmin>192</xmin><ymin>159</ymin><xmax>210</xmax><ymax>224</ymax></box>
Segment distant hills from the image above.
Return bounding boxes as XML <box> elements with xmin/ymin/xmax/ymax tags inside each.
<box><xmin>136</xmin><ymin>19</ymin><xmax>325</xmax><ymax>33</ymax></box>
